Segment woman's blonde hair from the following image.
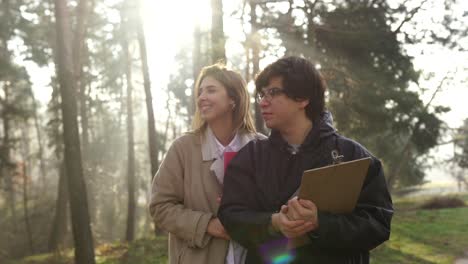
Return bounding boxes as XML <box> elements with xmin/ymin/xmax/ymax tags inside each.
<box><xmin>191</xmin><ymin>63</ymin><xmax>256</xmax><ymax>133</ymax></box>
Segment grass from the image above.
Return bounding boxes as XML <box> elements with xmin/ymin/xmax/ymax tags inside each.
<box><xmin>7</xmin><ymin>194</ymin><xmax>468</xmax><ymax>264</ymax></box>
<box><xmin>370</xmin><ymin>194</ymin><xmax>468</xmax><ymax>263</ymax></box>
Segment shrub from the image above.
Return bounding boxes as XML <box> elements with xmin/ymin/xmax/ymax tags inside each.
<box><xmin>419</xmin><ymin>196</ymin><xmax>466</xmax><ymax>210</ymax></box>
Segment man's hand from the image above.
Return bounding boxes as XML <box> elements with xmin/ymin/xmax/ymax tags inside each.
<box><xmin>271</xmin><ymin>205</ymin><xmax>316</xmax><ymax>238</ymax></box>
<box><xmin>287</xmin><ymin>197</ymin><xmax>318</xmax><ymax>228</ymax></box>
<box><xmin>207</xmin><ymin>218</ymin><xmax>230</xmax><ymax>240</ymax></box>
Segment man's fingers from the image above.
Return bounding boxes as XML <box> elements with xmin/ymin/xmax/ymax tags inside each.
<box><xmin>278</xmin><ymin>203</ymin><xmax>318</xmax><ymax>238</ymax></box>
<box><xmin>289</xmin><ymin>198</ymin><xmax>307</xmax><ymax>214</ymax></box>
<box><xmin>281</xmin><ymin>205</ymin><xmax>289</xmax><ymax>214</ymax></box>
<box><xmin>298</xmin><ymin>199</ymin><xmax>316</xmax><ymax>210</ymax></box>
<box><xmin>280</xmin><ymin>216</ymin><xmax>305</xmax><ymax>229</ymax></box>
<box><xmin>287</xmin><ymin>197</ymin><xmax>300</xmax><ymax>209</ymax></box>
<box><xmin>288</xmin><ymin>198</ymin><xmax>319</xmax><ymax>223</ymax></box>
<box><xmin>289</xmin><ymin>220</ymin><xmax>313</xmax><ymax>232</ymax></box>
<box><xmin>285</xmin><ymin>222</ymin><xmax>315</xmax><ymax>237</ymax></box>
<box><xmin>286</xmin><ymin>201</ymin><xmax>302</xmax><ymax>219</ymax></box>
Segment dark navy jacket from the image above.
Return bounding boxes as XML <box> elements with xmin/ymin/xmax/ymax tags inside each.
<box><xmin>218</xmin><ymin>112</ymin><xmax>393</xmax><ymax>264</ymax></box>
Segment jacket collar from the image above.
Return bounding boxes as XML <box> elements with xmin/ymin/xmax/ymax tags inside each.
<box><xmin>201</xmin><ymin>127</ymin><xmax>257</xmax><ymax>161</ymax></box>
<box><xmin>269</xmin><ymin>111</ymin><xmax>337</xmax><ymax>152</ymax></box>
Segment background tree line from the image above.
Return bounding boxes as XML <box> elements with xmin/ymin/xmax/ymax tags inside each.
<box><xmin>0</xmin><ymin>0</ymin><xmax>466</xmax><ymax>262</ymax></box>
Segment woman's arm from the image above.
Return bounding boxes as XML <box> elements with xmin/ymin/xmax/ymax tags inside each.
<box><xmin>149</xmin><ymin>138</ymin><xmax>213</xmax><ymax>248</ymax></box>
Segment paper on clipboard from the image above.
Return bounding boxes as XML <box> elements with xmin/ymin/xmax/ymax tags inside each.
<box><xmin>298</xmin><ymin>157</ymin><xmax>372</xmax><ymax>213</ymax></box>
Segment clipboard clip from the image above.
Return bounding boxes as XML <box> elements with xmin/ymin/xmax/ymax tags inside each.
<box><xmin>331</xmin><ymin>150</ymin><xmax>344</xmax><ymax>164</ymax></box>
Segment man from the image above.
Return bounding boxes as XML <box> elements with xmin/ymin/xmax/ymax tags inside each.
<box><xmin>218</xmin><ymin>56</ymin><xmax>393</xmax><ymax>263</ymax></box>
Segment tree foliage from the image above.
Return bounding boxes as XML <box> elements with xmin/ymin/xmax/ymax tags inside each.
<box><xmin>252</xmin><ymin>0</ymin><xmax>454</xmax><ymax>188</ymax></box>
<box><xmin>454</xmin><ymin>118</ymin><xmax>468</xmax><ymax>169</ymax></box>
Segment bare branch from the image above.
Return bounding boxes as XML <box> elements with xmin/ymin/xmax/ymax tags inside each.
<box><xmin>250</xmin><ymin>0</ymin><xmax>288</xmax><ymax>3</ymax></box>
<box><xmin>423</xmin><ymin>69</ymin><xmax>457</xmax><ymax>112</ymax></box>
<box><xmin>393</xmin><ymin>0</ymin><xmax>429</xmax><ymax>34</ymax></box>
<box><xmin>387</xmin><ymin>69</ymin><xmax>456</xmax><ymax>189</ymax></box>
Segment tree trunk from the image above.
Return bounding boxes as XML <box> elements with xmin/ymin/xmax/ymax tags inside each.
<box><xmin>72</xmin><ymin>0</ymin><xmax>97</xmax><ymax>225</ymax></box>
<box><xmin>122</xmin><ymin>13</ymin><xmax>137</xmax><ymax>241</ymax></box>
<box><xmin>136</xmin><ymin>0</ymin><xmax>158</xmax><ymax>179</ymax></box>
<box><xmin>47</xmin><ymin>14</ymin><xmax>70</xmax><ymax>253</ymax></box>
<box><xmin>48</xmin><ymin>87</ymin><xmax>69</xmax><ymax>251</ymax></box>
<box><xmin>2</xmin><ymin>83</ymin><xmax>17</xmax><ymax>234</ymax></box>
<box><xmin>73</xmin><ymin>0</ymin><xmax>90</xmax><ymax>152</ymax></box>
<box><xmin>20</xmin><ymin>124</ymin><xmax>34</xmax><ymax>254</ymax></box>
<box><xmin>135</xmin><ymin>0</ymin><xmax>161</xmax><ymax>235</ymax></box>
<box><xmin>245</xmin><ymin>45</ymin><xmax>251</xmax><ymax>82</ymax></box>
<box><xmin>48</xmin><ymin>161</ymin><xmax>69</xmax><ymax>252</ymax></box>
<box><xmin>191</xmin><ymin>24</ymin><xmax>202</xmax><ymax>120</ymax></box>
<box><xmin>80</xmin><ymin>82</ymin><xmax>96</xmax><ymax>224</ymax></box>
<box><xmin>163</xmin><ymin>99</ymin><xmax>172</xmax><ymax>151</ymax></box>
<box><xmin>249</xmin><ymin>0</ymin><xmax>266</xmax><ymax>134</ymax></box>
<box><xmin>211</xmin><ymin>0</ymin><xmax>226</xmax><ymax>63</ymax></box>
<box><xmin>27</xmin><ymin>88</ymin><xmax>48</xmax><ymax>191</ymax></box>
<box><xmin>53</xmin><ymin>0</ymin><xmax>95</xmax><ymax>262</ymax></box>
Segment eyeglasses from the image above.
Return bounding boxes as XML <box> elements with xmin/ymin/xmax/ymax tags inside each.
<box><xmin>256</xmin><ymin>87</ymin><xmax>286</xmax><ymax>102</ymax></box>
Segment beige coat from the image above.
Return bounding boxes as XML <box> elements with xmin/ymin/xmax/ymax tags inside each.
<box><xmin>149</xmin><ymin>130</ymin><xmax>263</xmax><ymax>264</ymax></box>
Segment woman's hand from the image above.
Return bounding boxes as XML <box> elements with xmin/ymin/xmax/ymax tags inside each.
<box><xmin>207</xmin><ymin>218</ymin><xmax>230</xmax><ymax>240</ymax></box>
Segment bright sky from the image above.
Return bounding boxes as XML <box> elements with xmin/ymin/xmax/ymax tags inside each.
<box><xmin>141</xmin><ymin>0</ymin><xmax>210</xmax><ymax>92</ymax></box>
<box><xmin>413</xmin><ymin>47</ymin><xmax>467</xmax><ymax>183</ymax></box>
<box><xmin>26</xmin><ymin>0</ymin><xmax>467</xmax><ymax>183</ymax></box>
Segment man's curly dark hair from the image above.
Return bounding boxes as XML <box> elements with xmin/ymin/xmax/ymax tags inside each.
<box><xmin>255</xmin><ymin>56</ymin><xmax>327</xmax><ymax>121</ymax></box>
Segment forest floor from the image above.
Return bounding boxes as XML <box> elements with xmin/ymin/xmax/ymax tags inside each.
<box><xmin>7</xmin><ymin>193</ymin><xmax>468</xmax><ymax>264</ymax></box>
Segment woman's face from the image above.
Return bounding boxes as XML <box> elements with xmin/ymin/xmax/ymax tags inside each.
<box><xmin>197</xmin><ymin>76</ymin><xmax>235</xmax><ymax>124</ymax></box>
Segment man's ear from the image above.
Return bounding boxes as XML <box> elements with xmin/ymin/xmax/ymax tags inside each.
<box><xmin>297</xmin><ymin>98</ymin><xmax>310</xmax><ymax>109</ymax></box>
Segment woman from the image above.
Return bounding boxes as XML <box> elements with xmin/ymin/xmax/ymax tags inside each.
<box><xmin>149</xmin><ymin>64</ymin><xmax>264</xmax><ymax>264</ymax></box>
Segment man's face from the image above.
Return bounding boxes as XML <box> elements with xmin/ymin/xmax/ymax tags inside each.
<box><xmin>258</xmin><ymin>76</ymin><xmax>309</xmax><ymax>131</ymax></box>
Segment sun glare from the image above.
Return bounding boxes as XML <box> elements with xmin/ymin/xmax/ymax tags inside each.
<box><xmin>140</xmin><ymin>0</ymin><xmax>212</xmax><ymax>118</ymax></box>
<box><xmin>141</xmin><ymin>0</ymin><xmax>212</xmax><ymax>53</ymax></box>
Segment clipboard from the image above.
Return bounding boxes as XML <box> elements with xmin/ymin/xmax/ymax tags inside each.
<box><xmin>288</xmin><ymin>157</ymin><xmax>372</xmax><ymax>249</ymax></box>
<box><xmin>298</xmin><ymin>157</ymin><xmax>372</xmax><ymax>213</ymax></box>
